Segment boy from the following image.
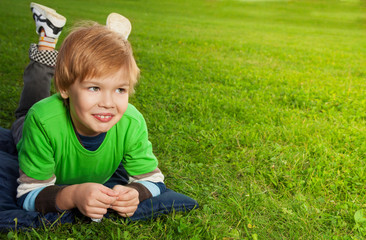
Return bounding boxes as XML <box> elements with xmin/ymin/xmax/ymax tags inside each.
<box><xmin>12</xmin><ymin>2</ymin><xmax>197</xmax><ymax>221</ymax></box>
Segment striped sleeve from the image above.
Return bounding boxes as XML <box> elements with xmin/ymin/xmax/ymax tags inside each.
<box><xmin>17</xmin><ymin>170</ymin><xmax>56</xmax><ymax>211</ymax></box>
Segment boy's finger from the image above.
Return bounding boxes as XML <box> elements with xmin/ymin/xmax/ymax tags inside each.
<box><xmin>84</xmin><ymin>197</ymin><xmax>112</xmax><ymax>210</ymax></box>
<box><xmin>112</xmin><ymin>198</ymin><xmax>138</xmax><ymax>208</ymax></box>
<box><xmin>111</xmin><ymin>205</ymin><xmax>137</xmax><ymax>215</ymax></box>
<box><xmin>99</xmin><ymin>185</ymin><xmax>118</xmax><ymax>197</ymax></box>
<box><xmin>117</xmin><ymin>188</ymin><xmax>137</xmax><ymax>197</ymax></box>
<box><xmin>96</xmin><ymin>192</ymin><xmax>118</xmax><ymax>205</ymax></box>
<box><xmin>112</xmin><ymin>185</ymin><xmax>130</xmax><ymax>195</ymax></box>
<box><xmin>88</xmin><ymin>211</ymin><xmax>105</xmax><ymax>219</ymax></box>
<box><xmin>117</xmin><ymin>190</ymin><xmax>138</xmax><ymax>201</ymax></box>
<box><xmin>83</xmin><ymin>206</ymin><xmax>109</xmax><ymax>219</ymax></box>
<box><xmin>113</xmin><ymin>208</ymin><xmax>136</xmax><ymax>217</ymax></box>
<box><xmin>120</xmin><ymin>211</ymin><xmax>136</xmax><ymax>218</ymax></box>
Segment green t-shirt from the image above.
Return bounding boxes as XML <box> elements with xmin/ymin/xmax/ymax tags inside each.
<box><xmin>17</xmin><ymin>94</ymin><xmax>158</xmax><ymax>185</ymax></box>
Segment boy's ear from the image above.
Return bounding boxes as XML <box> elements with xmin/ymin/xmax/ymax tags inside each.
<box><xmin>60</xmin><ymin>89</ymin><xmax>69</xmax><ymax>99</ymax></box>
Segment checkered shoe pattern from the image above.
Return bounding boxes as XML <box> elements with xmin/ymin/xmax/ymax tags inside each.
<box><xmin>29</xmin><ymin>43</ymin><xmax>58</xmax><ymax>67</ymax></box>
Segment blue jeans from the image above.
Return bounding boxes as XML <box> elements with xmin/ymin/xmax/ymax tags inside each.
<box><xmin>11</xmin><ymin>60</ymin><xmax>54</xmax><ymax>145</ymax></box>
<box><xmin>129</xmin><ymin>189</ymin><xmax>198</xmax><ymax>221</ymax></box>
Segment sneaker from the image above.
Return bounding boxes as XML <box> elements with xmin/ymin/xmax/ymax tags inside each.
<box><xmin>30</xmin><ymin>2</ymin><xmax>66</xmax><ymax>39</ymax></box>
<box><xmin>106</xmin><ymin>13</ymin><xmax>131</xmax><ymax>40</ymax></box>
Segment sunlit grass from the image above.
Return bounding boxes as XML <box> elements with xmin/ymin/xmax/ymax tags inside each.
<box><xmin>1</xmin><ymin>0</ymin><xmax>366</xmax><ymax>238</ymax></box>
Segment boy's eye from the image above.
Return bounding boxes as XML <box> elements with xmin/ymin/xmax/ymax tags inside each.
<box><xmin>88</xmin><ymin>87</ymin><xmax>99</xmax><ymax>92</ymax></box>
<box><xmin>116</xmin><ymin>88</ymin><xmax>126</xmax><ymax>94</ymax></box>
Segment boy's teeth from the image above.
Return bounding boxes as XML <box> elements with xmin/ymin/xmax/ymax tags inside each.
<box><xmin>97</xmin><ymin>115</ymin><xmax>111</xmax><ymax>119</ymax></box>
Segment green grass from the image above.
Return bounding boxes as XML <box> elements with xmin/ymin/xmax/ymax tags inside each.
<box><xmin>1</xmin><ymin>0</ymin><xmax>366</xmax><ymax>239</ymax></box>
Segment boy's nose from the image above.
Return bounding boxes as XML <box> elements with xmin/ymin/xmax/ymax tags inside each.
<box><xmin>99</xmin><ymin>93</ymin><xmax>114</xmax><ymax>108</ymax></box>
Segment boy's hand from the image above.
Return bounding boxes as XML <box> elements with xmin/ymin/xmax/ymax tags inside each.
<box><xmin>72</xmin><ymin>183</ymin><xmax>118</xmax><ymax>219</ymax></box>
<box><xmin>111</xmin><ymin>185</ymin><xmax>139</xmax><ymax>217</ymax></box>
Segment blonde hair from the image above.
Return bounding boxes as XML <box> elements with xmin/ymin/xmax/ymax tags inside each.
<box><xmin>54</xmin><ymin>22</ymin><xmax>139</xmax><ymax>95</ymax></box>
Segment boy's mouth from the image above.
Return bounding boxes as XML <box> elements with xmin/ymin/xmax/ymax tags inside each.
<box><xmin>93</xmin><ymin>114</ymin><xmax>114</xmax><ymax>122</ymax></box>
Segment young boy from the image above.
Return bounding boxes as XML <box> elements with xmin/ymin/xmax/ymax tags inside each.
<box><xmin>12</xmin><ymin>2</ymin><xmax>197</xmax><ymax>221</ymax></box>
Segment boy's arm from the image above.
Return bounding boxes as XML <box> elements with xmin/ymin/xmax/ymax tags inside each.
<box><xmin>121</xmin><ymin>110</ymin><xmax>166</xmax><ymax>201</ymax></box>
<box><xmin>17</xmin><ymin>170</ymin><xmax>118</xmax><ymax>218</ymax></box>
<box><xmin>111</xmin><ymin>167</ymin><xmax>165</xmax><ymax>205</ymax></box>
<box><xmin>17</xmin><ymin>170</ymin><xmax>58</xmax><ymax>212</ymax></box>
<box><xmin>108</xmin><ymin>168</ymin><xmax>165</xmax><ymax>203</ymax></box>
<box><xmin>128</xmin><ymin>167</ymin><xmax>166</xmax><ymax>200</ymax></box>
<box><xmin>17</xmin><ymin>170</ymin><xmax>70</xmax><ymax>213</ymax></box>
<box><xmin>105</xmin><ymin>165</ymin><xmax>165</xmax><ymax>204</ymax></box>
<box><xmin>55</xmin><ymin>183</ymin><xmax>118</xmax><ymax>219</ymax></box>
<box><xmin>16</xmin><ymin>108</ymin><xmax>61</xmax><ymax>213</ymax></box>
<box><xmin>129</xmin><ymin>167</ymin><xmax>164</xmax><ymax>183</ymax></box>
<box><xmin>110</xmin><ymin>168</ymin><xmax>166</xmax><ymax>217</ymax></box>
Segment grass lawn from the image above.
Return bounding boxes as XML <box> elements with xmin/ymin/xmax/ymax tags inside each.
<box><xmin>1</xmin><ymin>0</ymin><xmax>366</xmax><ymax>238</ymax></box>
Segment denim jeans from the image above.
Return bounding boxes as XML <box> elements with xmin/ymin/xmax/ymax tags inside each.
<box><xmin>11</xmin><ymin>60</ymin><xmax>53</xmax><ymax>145</ymax></box>
<box><xmin>128</xmin><ymin>189</ymin><xmax>198</xmax><ymax>221</ymax></box>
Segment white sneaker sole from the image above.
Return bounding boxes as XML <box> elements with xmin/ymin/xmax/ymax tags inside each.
<box><xmin>30</xmin><ymin>2</ymin><xmax>56</xmax><ymax>13</ymax></box>
<box><xmin>106</xmin><ymin>13</ymin><xmax>132</xmax><ymax>40</ymax></box>
<box><xmin>30</xmin><ymin>2</ymin><xmax>66</xmax><ymax>28</ymax></box>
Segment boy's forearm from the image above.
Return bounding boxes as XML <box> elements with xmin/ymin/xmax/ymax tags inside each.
<box><xmin>34</xmin><ymin>184</ymin><xmax>78</xmax><ymax>213</ymax></box>
<box><xmin>126</xmin><ymin>182</ymin><xmax>152</xmax><ymax>202</ymax></box>
<box><xmin>55</xmin><ymin>185</ymin><xmax>78</xmax><ymax>210</ymax></box>
<box><xmin>126</xmin><ymin>168</ymin><xmax>166</xmax><ymax>201</ymax></box>
<box><xmin>17</xmin><ymin>170</ymin><xmax>56</xmax><ymax>198</ymax></box>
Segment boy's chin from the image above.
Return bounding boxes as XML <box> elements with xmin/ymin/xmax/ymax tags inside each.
<box><xmin>95</xmin><ymin>125</ymin><xmax>115</xmax><ymax>134</ymax></box>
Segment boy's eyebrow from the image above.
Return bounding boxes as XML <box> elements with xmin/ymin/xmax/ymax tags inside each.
<box><xmin>82</xmin><ymin>80</ymin><xmax>130</xmax><ymax>87</ymax></box>
<box><xmin>117</xmin><ymin>83</ymin><xmax>130</xmax><ymax>88</ymax></box>
<box><xmin>118</xmin><ymin>83</ymin><xmax>130</xmax><ymax>87</ymax></box>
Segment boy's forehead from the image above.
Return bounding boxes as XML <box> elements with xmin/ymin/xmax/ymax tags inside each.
<box><xmin>83</xmin><ymin>70</ymin><xmax>129</xmax><ymax>85</ymax></box>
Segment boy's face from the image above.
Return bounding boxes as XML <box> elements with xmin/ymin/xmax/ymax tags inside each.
<box><xmin>60</xmin><ymin>69</ymin><xmax>129</xmax><ymax>137</ymax></box>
